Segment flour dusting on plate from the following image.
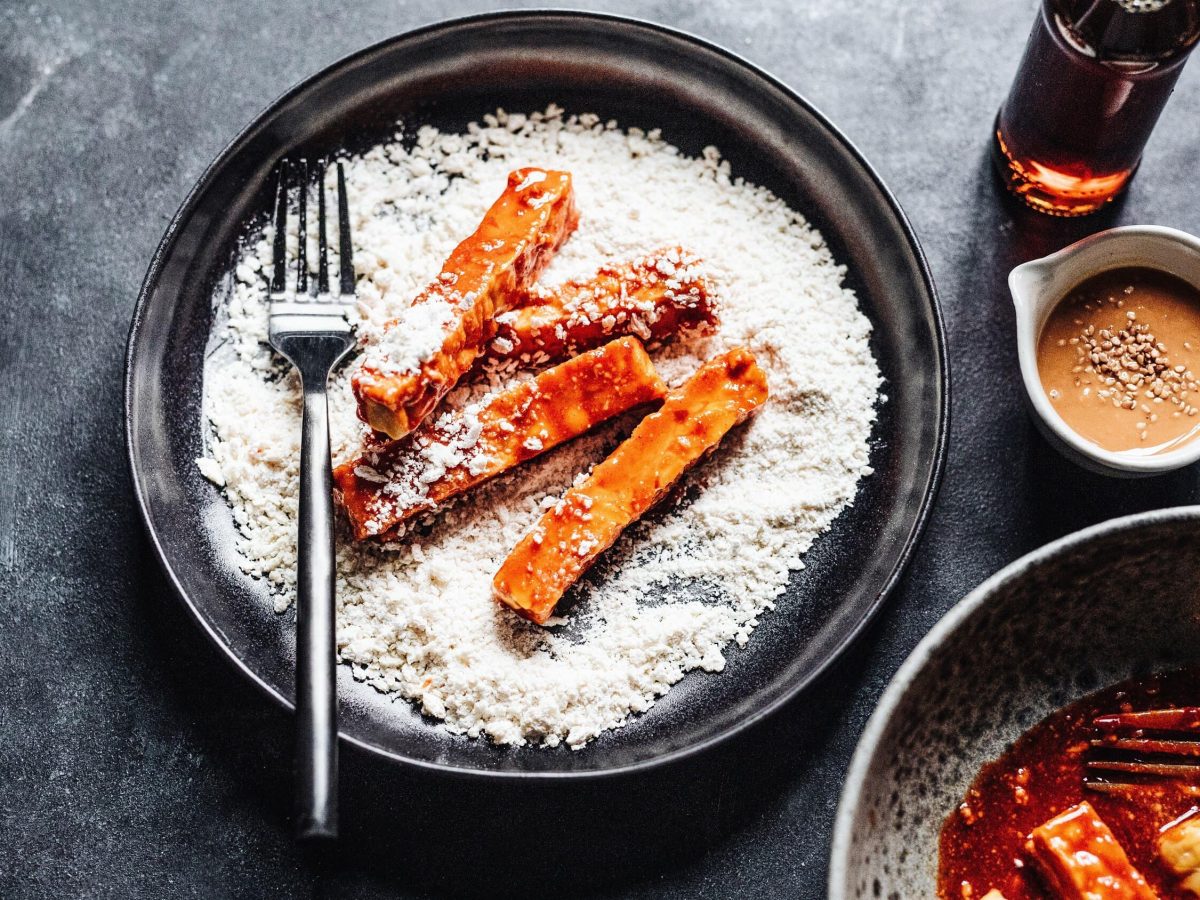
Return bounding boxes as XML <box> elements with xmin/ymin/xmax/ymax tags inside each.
<box><xmin>200</xmin><ymin>106</ymin><xmax>882</xmax><ymax>748</ymax></box>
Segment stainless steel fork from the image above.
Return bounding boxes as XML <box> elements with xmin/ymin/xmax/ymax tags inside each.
<box><xmin>267</xmin><ymin>158</ymin><xmax>356</xmax><ymax>840</ymax></box>
<box><xmin>1086</xmin><ymin>707</ymin><xmax>1200</xmax><ymax>796</ymax></box>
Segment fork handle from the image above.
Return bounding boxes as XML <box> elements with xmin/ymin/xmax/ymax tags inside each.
<box><xmin>295</xmin><ymin>375</ymin><xmax>338</xmax><ymax>840</ymax></box>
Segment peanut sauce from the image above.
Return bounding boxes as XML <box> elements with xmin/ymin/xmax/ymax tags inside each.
<box><xmin>1037</xmin><ymin>267</ymin><xmax>1200</xmax><ymax>454</ymax></box>
<box><xmin>937</xmin><ymin>669</ymin><xmax>1200</xmax><ymax>899</ymax></box>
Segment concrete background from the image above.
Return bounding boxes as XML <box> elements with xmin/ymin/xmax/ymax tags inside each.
<box><xmin>2</xmin><ymin>1</ymin><xmax>1198</xmax><ymax>896</ymax></box>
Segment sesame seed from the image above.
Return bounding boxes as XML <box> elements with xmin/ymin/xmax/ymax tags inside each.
<box><xmin>1067</xmin><ymin>308</ymin><xmax>1200</xmax><ymax>441</ymax></box>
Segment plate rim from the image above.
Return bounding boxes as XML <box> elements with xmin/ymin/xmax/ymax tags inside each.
<box><xmin>124</xmin><ymin>8</ymin><xmax>950</xmax><ymax>780</ymax></box>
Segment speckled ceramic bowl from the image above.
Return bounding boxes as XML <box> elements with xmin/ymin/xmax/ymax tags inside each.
<box><xmin>829</xmin><ymin>506</ymin><xmax>1200</xmax><ymax>899</ymax></box>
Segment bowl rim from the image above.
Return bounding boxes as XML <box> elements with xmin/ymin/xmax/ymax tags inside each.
<box><xmin>1010</xmin><ymin>224</ymin><xmax>1200</xmax><ymax>475</ymax></box>
<box><xmin>828</xmin><ymin>503</ymin><xmax>1200</xmax><ymax>897</ymax></box>
<box><xmin>124</xmin><ymin>8</ymin><xmax>949</xmax><ymax>780</ymax></box>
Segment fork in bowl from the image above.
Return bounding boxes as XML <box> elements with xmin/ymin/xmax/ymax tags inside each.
<box><xmin>267</xmin><ymin>158</ymin><xmax>357</xmax><ymax>840</ymax></box>
<box><xmin>1086</xmin><ymin>707</ymin><xmax>1200</xmax><ymax>795</ymax></box>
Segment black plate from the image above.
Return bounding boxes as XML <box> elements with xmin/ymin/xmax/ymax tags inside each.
<box><xmin>125</xmin><ymin>11</ymin><xmax>947</xmax><ymax>778</ymax></box>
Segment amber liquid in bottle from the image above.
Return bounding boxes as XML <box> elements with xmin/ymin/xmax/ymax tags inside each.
<box><xmin>995</xmin><ymin>0</ymin><xmax>1200</xmax><ymax>216</ymax></box>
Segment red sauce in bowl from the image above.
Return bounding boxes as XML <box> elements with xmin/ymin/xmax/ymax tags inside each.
<box><xmin>937</xmin><ymin>669</ymin><xmax>1200</xmax><ymax>899</ymax></box>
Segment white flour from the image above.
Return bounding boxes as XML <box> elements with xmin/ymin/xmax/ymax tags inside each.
<box><xmin>200</xmin><ymin>106</ymin><xmax>881</xmax><ymax>748</ymax></box>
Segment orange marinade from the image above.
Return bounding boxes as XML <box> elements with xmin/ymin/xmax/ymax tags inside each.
<box><xmin>937</xmin><ymin>669</ymin><xmax>1200</xmax><ymax>899</ymax></box>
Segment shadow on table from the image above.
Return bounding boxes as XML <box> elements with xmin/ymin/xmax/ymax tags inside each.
<box><xmin>938</xmin><ymin>149</ymin><xmax>1200</xmax><ymax>560</ymax></box>
<box><xmin>138</xmin><ymin>534</ymin><xmax>873</xmax><ymax>898</ymax></box>
<box><xmin>1025</xmin><ymin>439</ymin><xmax>1200</xmax><ymax>538</ymax></box>
<box><xmin>981</xmin><ymin>153</ymin><xmax>1200</xmax><ymax>537</ymax></box>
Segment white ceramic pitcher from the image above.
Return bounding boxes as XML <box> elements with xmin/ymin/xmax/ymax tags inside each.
<box><xmin>1010</xmin><ymin>225</ymin><xmax>1200</xmax><ymax>476</ymax></box>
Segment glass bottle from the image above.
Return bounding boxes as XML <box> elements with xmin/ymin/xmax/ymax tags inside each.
<box><xmin>994</xmin><ymin>0</ymin><xmax>1200</xmax><ymax>216</ymax></box>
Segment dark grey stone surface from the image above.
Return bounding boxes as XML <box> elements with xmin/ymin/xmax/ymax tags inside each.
<box><xmin>2</xmin><ymin>1</ymin><xmax>1198</xmax><ymax>897</ymax></box>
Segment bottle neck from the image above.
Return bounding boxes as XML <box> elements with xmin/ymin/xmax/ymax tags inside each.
<box><xmin>1048</xmin><ymin>0</ymin><xmax>1200</xmax><ymax>61</ymax></box>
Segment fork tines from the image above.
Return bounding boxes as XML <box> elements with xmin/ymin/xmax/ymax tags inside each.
<box><xmin>1094</xmin><ymin>708</ymin><xmax>1200</xmax><ymax>732</ymax></box>
<box><xmin>269</xmin><ymin>157</ymin><xmax>355</xmax><ymax>302</ymax></box>
<box><xmin>1084</xmin><ymin>707</ymin><xmax>1200</xmax><ymax>795</ymax></box>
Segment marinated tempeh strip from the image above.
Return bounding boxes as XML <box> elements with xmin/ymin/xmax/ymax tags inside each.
<box><xmin>493</xmin><ymin>348</ymin><xmax>769</xmax><ymax>624</ymax></box>
<box><xmin>1160</xmin><ymin>812</ymin><xmax>1200</xmax><ymax>897</ymax></box>
<box><xmin>335</xmin><ymin>337</ymin><xmax>667</xmax><ymax>541</ymax></box>
<box><xmin>1025</xmin><ymin>803</ymin><xmax>1157</xmax><ymax>900</ymax></box>
<box><xmin>480</xmin><ymin>248</ymin><xmax>718</xmax><ymax>370</ymax></box>
<box><xmin>352</xmin><ymin>168</ymin><xmax>579</xmax><ymax>438</ymax></box>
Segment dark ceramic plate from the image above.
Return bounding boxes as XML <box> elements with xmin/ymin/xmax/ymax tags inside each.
<box><xmin>125</xmin><ymin>11</ymin><xmax>947</xmax><ymax>778</ymax></box>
